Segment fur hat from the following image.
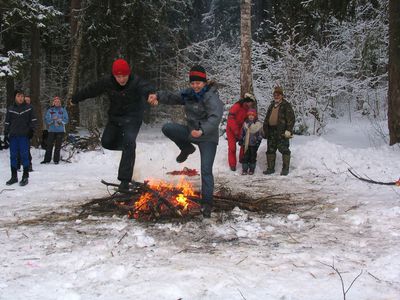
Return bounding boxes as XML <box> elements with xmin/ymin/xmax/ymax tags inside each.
<box><xmin>273</xmin><ymin>86</ymin><xmax>283</xmax><ymax>95</ymax></box>
<box><xmin>189</xmin><ymin>65</ymin><xmax>207</xmax><ymax>82</ymax></box>
<box><xmin>244</xmin><ymin>93</ymin><xmax>256</xmax><ymax>101</ymax></box>
<box><xmin>112</xmin><ymin>59</ymin><xmax>131</xmax><ymax>76</ymax></box>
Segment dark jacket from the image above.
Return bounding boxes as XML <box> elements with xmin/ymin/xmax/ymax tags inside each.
<box><xmin>263</xmin><ymin>99</ymin><xmax>295</xmax><ymax>138</ymax></box>
<box><xmin>4</xmin><ymin>103</ymin><xmax>37</xmax><ymax>137</ymax></box>
<box><xmin>71</xmin><ymin>74</ymin><xmax>155</xmax><ymax>122</ymax></box>
<box><xmin>157</xmin><ymin>83</ymin><xmax>224</xmax><ymax>144</ymax></box>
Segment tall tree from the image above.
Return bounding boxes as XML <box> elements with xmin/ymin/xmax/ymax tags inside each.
<box><xmin>29</xmin><ymin>22</ymin><xmax>42</xmax><ymax>147</ymax></box>
<box><xmin>67</xmin><ymin>0</ymin><xmax>84</xmax><ymax>131</ymax></box>
<box><xmin>240</xmin><ymin>0</ymin><xmax>254</xmax><ymax>98</ymax></box>
<box><xmin>388</xmin><ymin>0</ymin><xmax>400</xmax><ymax>145</ymax></box>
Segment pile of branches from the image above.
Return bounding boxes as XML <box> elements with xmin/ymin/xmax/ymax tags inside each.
<box><xmin>62</xmin><ymin>127</ymin><xmax>102</xmax><ymax>162</ymax></box>
<box><xmin>80</xmin><ymin>181</ymin><xmax>304</xmax><ymax>222</ymax></box>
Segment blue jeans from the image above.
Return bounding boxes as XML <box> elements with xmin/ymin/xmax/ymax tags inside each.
<box><xmin>162</xmin><ymin>123</ymin><xmax>217</xmax><ymax>204</ymax></box>
<box><xmin>9</xmin><ymin>136</ymin><xmax>30</xmax><ymax>169</ymax></box>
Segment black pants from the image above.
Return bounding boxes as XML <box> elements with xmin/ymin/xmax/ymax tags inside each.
<box><xmin>44</xmin><ymin>132</ymin><xmax>64</xmax><ymax>163</ymax></box>
<box><xmin>101</xmin><ymin>120</ymin><xmax>142</xmax><ymax>182</ymax></box>
<box><xmin>243</xmin><ymin>145</ymin><xmax>258</xmax><ymax>164</ymax></box>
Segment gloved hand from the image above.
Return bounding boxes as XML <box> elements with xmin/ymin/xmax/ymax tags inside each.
<box><xmin>284</xmin><ymin>130</ymin><xmax>293</xmax><ymax>139</ymax></box>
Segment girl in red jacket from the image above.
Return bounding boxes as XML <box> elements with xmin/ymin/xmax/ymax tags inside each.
<box><xmin>226</xmin><ymin>93</ymin><xmax>255</xmax><ymax>171</ymax></box>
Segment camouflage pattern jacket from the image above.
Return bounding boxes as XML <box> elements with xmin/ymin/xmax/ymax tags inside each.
<box><xmin>262</xmin><ymin>99</ymin><xmax>295</xmax><ymax>138</ymax></box>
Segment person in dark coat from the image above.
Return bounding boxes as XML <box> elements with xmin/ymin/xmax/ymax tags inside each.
<box><xmin>16</xmin><ymin>95</ymin><xmax>34</xmax><ymax>171</ymax></box>
<box><xmin>226</xmin><ymin>93</ymin><xmax>255</xmax><ymax>171</ymax></box>
<box><xmin>4</xmin><ymin>90</ymin><xmax>37</xmax><ymax>186</ymax></box>
<box><xmin>262</xmin><ymin>86</ymin><xmax>295</xmax><ymax>176</ymax></box>
<box><xmin>71</xmin><ymin>59</ymin><xmax>155</xmax><ymax>191</ymax></box>
<box><xmin>41</xmin><ymin>96</ymin><xmax>69</xmax><ymax>164</ymax></box>
<box><xmin>148</xmin><ymin>65</ymin><xmax>224</xmax><ymax>218</ymax></box>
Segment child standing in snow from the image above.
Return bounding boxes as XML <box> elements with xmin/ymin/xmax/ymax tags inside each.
<box><xmin>240</xmin><ymin>109</ymin><xmax>263</xmax><ymax>175</ymax></box>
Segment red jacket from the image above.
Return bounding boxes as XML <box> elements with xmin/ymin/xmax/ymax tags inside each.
<box><xmin>226</xmin><ymin>102</ymin><xmax>248</xmax><ymax>137</ymax></box>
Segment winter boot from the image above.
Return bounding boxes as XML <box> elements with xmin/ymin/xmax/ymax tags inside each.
<box><xmin>176</xmin><ymin>145</ymin><xmax>196</xmax><ymax>163</ymax></box>
<box><xmin>248</xmin><ymin>163</ymin><xmax>256</xmax><ymax>175</ymax></box>
<box><xmin>118</xmin><ymin>180</ymin><xmax>130</xmax><ymax>192</ymax></box>
<box><xmin>242</xmin><ymin>163</ymin><xmax>249</xmax><ymax>175</ymax></box>
<box><xmin>201</xmin><ymin>202</ymin><xmax>212</xmax><ymax>218</ymax></box>
<box><xmin>280</xmin><ymin>154</ymin><xmax>291</xmax><ymax>176</ymax></box>
<box><xmin>19</xmin><ymin>168</ymin><xmax>29</xmax><ymax>186</ymax></box>
<box><xmin>6</xmin><ymin>167</ymin><xmax>18</xmax><ymax>185</ymax></box>
<box><xmin>263</xmin><ymin>154</ymin><xmax>276</xmax><ymax>175</ymax></box>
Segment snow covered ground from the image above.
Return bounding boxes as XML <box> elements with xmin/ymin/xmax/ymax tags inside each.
<box><xmin>1</xmin><ymin>117</ymin><xmax>399</xmax><ymax>300</ymax></box>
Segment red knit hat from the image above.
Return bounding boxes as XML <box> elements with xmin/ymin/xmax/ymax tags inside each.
<box><xmin>247</xmin><ymin>109</ymin><xmax>257</xmax><ymax>117</ymax></box>
<box><xmin>112</xmin><ymin>59</ymin><xmax>131</xmax><ymax>76</ymax></box>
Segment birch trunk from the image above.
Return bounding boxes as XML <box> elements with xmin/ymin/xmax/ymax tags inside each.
<box><xmin>240</xmin><ymin>0</ymin><xmax>254</xmax><ymax>99</ymax></box>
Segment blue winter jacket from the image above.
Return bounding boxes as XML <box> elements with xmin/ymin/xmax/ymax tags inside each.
<box><xmin>45</xmin><ymin>106</ymin><xmax>69</xmax><ymax>133</ymax></box>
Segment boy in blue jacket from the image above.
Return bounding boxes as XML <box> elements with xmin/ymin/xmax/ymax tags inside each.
<box><xmin>4</xmin><ymin>90</ymin><xmax>37</xmax><ymax>186</ymax></box>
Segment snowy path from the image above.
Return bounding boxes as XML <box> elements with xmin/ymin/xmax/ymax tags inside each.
<box><xmin>1</xmin><ymin>120</ymin><xmax>399</xmax><ymax>299</ymax></box>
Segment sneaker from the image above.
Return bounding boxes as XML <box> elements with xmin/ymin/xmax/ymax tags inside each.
<box><xmin>19</xmin><ymin>177</ymin><xmax>29</xmax><ymax>186</ymax></box>
<box><xmin>176</xmin><ymin>145</ymin><xmax>196</xmax><ymax>163</ymax></box>
<box><xmin>248</xmin><ymin>170</ymin><xmax>254</xmax><ymax>175</ymax></box>
<box><xmin>230</xmin><ymin>166</ymin><xmax>236</xmax><ymax>171</ymax></box>
<box><xmin>242</xmin><ymin>170</ymin><xmax>248</xmax><ymax>175</ymax></box>
<box><xmin>201</xmin><ymin>203</ymin><xmax>212</xmax><ymax>218</ymax></box>
<box><xmin>54</xmin><ymin>161</ymin><xmax>59</xmax><ymax>165</ymax></box>
<box><xmin>118</xmin><ymin>181</ymin><xmax>130</xmax><ymax>192</ymax></box>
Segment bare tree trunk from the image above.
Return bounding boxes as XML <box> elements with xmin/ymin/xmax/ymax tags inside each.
<box><xmin>30</xmin><ymin>23</ymin><xmax>43</xmax><ymax>147</ymax></box>
<box><xmin>67</xmin><ymin>0</ymin><xmax>84</xmax><ymax>132</ymax></box>
<box><xmin>388</xmin><ymin>0</ymin><xmax>400</xmax><ymax>145</ymax></box>
<box><xmin>240</xmin><ymin>0</ymin><xmax>254</xmax><ymax>99</ymax></box>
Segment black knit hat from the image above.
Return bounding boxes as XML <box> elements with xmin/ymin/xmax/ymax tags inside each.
<box><xmin>189</xmin><ymin>65</ymin><xmax>207</xmax><ymax>82</ymax></box>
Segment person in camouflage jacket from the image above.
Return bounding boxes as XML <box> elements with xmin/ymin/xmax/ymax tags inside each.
<box><xmin>262</xmin><ymin>86</ymin><xmax>295</xmax><ymax>176</ymax></box>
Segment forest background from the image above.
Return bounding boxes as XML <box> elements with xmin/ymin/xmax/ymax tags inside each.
<box><xmin>0</xmin><ymin>0</ymin><xmax>390</xmax><ymax>143</ymax></box>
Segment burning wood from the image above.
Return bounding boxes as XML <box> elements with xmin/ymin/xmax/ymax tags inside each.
<box><xmin>101</xmin><ymin>179</ymin><xmax>201</xmax><ymax>221</ymax></box>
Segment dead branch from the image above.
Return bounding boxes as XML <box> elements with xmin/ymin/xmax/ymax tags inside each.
<box><xmin>320</xmin><ymin>260</ymin><xmax>363</xmax><ymax>300</ymax></box>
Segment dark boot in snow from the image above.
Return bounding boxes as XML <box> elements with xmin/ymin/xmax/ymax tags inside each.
<box><xmin>19</xmin><ymin>168</ymin><xmax>29</xmax><ymax>186</ymax></box>
<box><xmin>280</xmin><ymin>154</ymin><xmax>291</xmax><ymax>176</ymax></box>
<box><xmin>6</xmin><ymin>167</ymin><xmax>18</xmax><ymax>185</ymax></box>
<box><xmin>263</xmin><ymin>154</ymin><xmax>276</xmax><ymax>175</ymax></box>
<box><xmin>201</xmin><ymin>202</ymin><xmax>212</xmax><ymax>218</ymax></box>
<box><xmin>118</xmin><ymin>180</ymin><xmax>130</xmax><ymax>192</ymax></box>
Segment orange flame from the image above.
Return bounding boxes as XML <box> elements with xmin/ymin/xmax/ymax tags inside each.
<box><xmin>131</xmin><ymin>178</ymin><xmax>199</xmax><ymax>219</ymax></box>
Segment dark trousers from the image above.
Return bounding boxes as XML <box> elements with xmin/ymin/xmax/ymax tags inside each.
<box><xmin>162</xmin><ymin>123</ymin><xmax>217</xmax><ymax>204</ymax></box>
<box><xmin>243</xmin><ymin>146</ymin><xmax>258</xmax><ymax>164</ymax></box>
<box><xmin>17</xmin><ymin>146</ymin><xmax>32</xmax><ymax>169</ymax></box>
<box><xmin>101</xmin><ymin>120</ymin><xmax>142</xmax><ymax>182</ymax></box>
<box><xmin>9</xmin><ymin>136</ymin><xmax>30</xmax><ymax>169</ymax></box>
<box><xmin>266</xmin><ymin>127</ymin><xmax>291</xmax><ymax>155</ymax></box>
<box><xmin>44</xmin><ymin>132</ymin><xmax>64</xmax><ymax>163</ymax></box>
